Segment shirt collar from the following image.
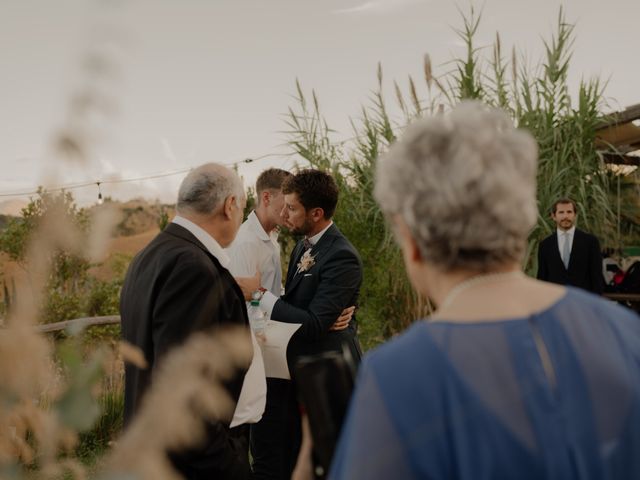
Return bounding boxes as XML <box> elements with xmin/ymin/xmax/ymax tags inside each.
<box><xmin>306</xmin><ymin>221</ymin><xmax>333</xmax><ymax>246</ymax></box>
<box><xmin>557</xmin><ymin>226</ymin><xmax>576</xmax><ymax>237</ymax></box>
<box><xmin>247</xmin><ymin>210</ymin><xmax>272</xmax><ymax>242</ymax></box>
<box><xmin>172</xmin><ymin>215</ymin><xmax>230</xmax><ymax>269</ymax></box>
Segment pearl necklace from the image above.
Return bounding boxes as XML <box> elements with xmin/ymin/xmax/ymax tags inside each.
<box><xmin>438</xmin><ymin>270</ymin><xmax>525</xmax><ymax>311</ymax></box>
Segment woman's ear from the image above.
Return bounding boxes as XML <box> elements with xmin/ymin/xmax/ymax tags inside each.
<box><xmin>395</xmin><ymin>218</ymin><xmax>423</xmax><ymax>263</ymax></box>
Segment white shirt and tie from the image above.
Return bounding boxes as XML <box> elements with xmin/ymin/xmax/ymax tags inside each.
<box><xmin>173</xmin><ymin>215</ymin><xmax>267</xmax><ymax>428</ymax></box>
<box><xmin>557</xmin><ymin>226</ymin><xmax>575</xmax><ymax>270</ymax></box>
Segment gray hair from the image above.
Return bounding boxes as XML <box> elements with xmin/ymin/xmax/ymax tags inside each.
<box><xmin>374</xmin><ymin>101</ymin><xmax>538</xmax><ymax>271</ymax></box>
<box><xmin>177</xmin><ymin>163</ymin><xmax>244</xmax><ymax>216</ymax></box>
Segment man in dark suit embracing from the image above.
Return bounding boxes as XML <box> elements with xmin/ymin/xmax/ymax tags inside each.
<box><xmin>251</xmin><ymin>169</ymin><xmax>363</xmax><ymax>479</ymax></box>
<box><xmin>120</xmin><ymin>163</ymin><xmax>259</xmax><ymax>479</ymax></box>
<box><xmin>537</xmin><ymin>198</ymin><xmax>603</xmax><ymax>294</ymax></box>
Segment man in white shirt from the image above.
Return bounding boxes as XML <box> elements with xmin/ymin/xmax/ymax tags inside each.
<box><xmin>228</xmin><ymin>168</ymin><xmax>292</xmax><ymax>296</ymax></box>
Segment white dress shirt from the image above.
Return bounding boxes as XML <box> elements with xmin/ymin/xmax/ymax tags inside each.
<box><xmin>172</xmin><ymin>215</ymin><xmax>267</xmax><ymax>427</ymax></box>
<box><xmin>226</xmin><ymin>211</ymin><xmax>283</xmax><ymax>296</ymax></box>
<box><xmin>557</xmin><ymin>225</ymin><xmax>575</xmax><ymax>266</ymax></box>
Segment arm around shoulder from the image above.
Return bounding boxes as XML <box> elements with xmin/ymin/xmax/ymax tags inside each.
<box><xmin>272</xmin><ymin>247</ymin><xmax>362</xmax><ymax>341</ymax></box>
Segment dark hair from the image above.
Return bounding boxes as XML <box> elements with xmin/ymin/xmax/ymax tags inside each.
<box><xmin>551</xmin><ymin>198</ymin><xmax>577</xmax><ymax>214</ymax></box>
<box><xmin>256</xmin><ymin>168</ymin><xmax>292</xmax><ymax>195</ymax></box>
<box><xmin>282</xmin><ymin>169</ymin><xmax>339</xmax><ymax>219</ymax></box>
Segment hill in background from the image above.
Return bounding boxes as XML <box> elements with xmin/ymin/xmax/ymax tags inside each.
<box><xmin>0</xmin><ymin>199</ymin><xmax>175</xmax><ymax>293</ymax></box>
<box><xmin>101</xmin><ymin>198</ymin><xmax>175</xmax><ymax>237</ymax></box>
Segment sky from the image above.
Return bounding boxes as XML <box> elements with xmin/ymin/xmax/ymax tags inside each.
<box><xmin>1</xmin><ymin>0</ymin><xmax>639</xmax><ymax>210</ymax></box>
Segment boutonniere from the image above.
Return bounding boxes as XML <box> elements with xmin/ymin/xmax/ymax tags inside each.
<box><xmin>297</xmin><ymin>249</ymin><xmax>316</xmax><ymax>274</ymax></box>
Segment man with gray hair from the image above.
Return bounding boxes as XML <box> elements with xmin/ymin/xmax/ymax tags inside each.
<box><xmin>120</xmin><ymin>163</ymin><xmax>253</xmax><ymax>479</ymax></box>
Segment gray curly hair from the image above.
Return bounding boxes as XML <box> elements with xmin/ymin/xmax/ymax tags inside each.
<box><xmin>374</xmin><ymin>101</ymin><xmax>538</xmax><ymax>271</ymax></box>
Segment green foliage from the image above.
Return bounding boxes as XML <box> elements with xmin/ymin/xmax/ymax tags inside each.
<box><xmin>244</xmin><ymin>186</ymin><xmax>256</xmax><ymax>219</ymax></box>
<box><xmin>284</xmin><ymin>7</ymin><xmax>616</xmax><ymax>347</ymax></box>
<box><xmin>55</xmin><ymin>340</ymin><xmax>104</xmax><ymax>431</ymax></box>
<box><xmin>0</xmin><ymin>188</ymin><xmax>89</xmax><ymax>268</ymax></box>
<box><xmin>286</xmin><ymin>75</ymin><xmax>427</xmax><ymax>349</ymax></box>
<box><xmin>157</xmin><ymin>208</ymin><xmax>169</xmax><ymax>231</ymax></box>
<box><xmin>442</xmin><ymin>8</ymin><xmax>614</xmax><ymax>272</ymax></box>
<box><xmin>77</xmin><ymin>378</ymin><xmax>124</xmax><ymax>463</ymax></box>
<box><xmin>610</xmin><ymin>168</ymin><xmax>640</xmax><ymax>249</ymax></box>
<box><xmin>0</xmin><ymin>190</ymin><xmax>132</xmax><ymax>326</ymax></box>
<box><xmin>41</xmin><ymin>289</ymin><xmax>85</xmax><ymax>325</ymax></box>
<box><xmin>1</xmin><ymin>277</ymin><xmax>16</xmax><ymax>317</ymax></box>
<box><xmin>0</xmin><ymin>190</ymin><xmax>127</xmax><ymax>473</ymax></box>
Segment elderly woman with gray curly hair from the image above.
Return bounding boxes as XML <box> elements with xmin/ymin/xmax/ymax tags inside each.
<box><xmin>323</xmin><ymin>102</ymin><xmax>640</xmax><ymax>479</ymax></box>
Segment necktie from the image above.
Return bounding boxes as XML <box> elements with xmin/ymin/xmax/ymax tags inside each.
<box><xmin>303</xmin><ymin>237</ymin><xmax>312</xmax><ymax>250</ymax></box>
<box><xmin>561</xmin><ymin>232</ymin><xmax>571</xmax><ymax>269</ymax></box>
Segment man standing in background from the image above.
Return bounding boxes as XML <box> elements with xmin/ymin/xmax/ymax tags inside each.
<box><xmin>537</xmin><ymin>198</ymin><xmax>604</xmax><ymax>294</ymax></box>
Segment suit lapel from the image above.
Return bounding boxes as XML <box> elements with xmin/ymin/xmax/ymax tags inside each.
<box><xmin>285</xmin><ymin>224</ymin><xmax>340</xmax><ymax>295</ymax></box>
<box><xmin>550</xmin><ymin>232</ymin><xmax>568</xmax><ymax>271</ymax></box>
<box><xmin>567</xmin><ymin>229</ymin><xmax>584</xmax><ymax>272</ymax></box>
<box><xmin>567</xmin><ymin>231</ymin><xmax>575</xmax><ymax>270</ymax></box>
<box><xmin>285</xmin><ymin>241</ymin><xmax>305</xmax><ymax>288</ymax></box>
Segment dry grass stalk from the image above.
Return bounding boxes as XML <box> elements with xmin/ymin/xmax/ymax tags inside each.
<box><xmin>0</xmin><ymin>193</ymin><xmax>117</xmax><ymax>477</ymax></box>
<box><xmin>104</xmin><ymin>327</ymin><xmax>252</xmax><ymax>480</ymax></box>
<box><xmin>394</xmin><ymin>80</ymin><xmax>407</xmax><ymax>114</ymax></box>
<box><xmin>119</xmin><ymin>341</ymin><xmax>148</xmax><ymax>370</ymax></box>
<box><xmin>423</xmin><ymin>54</ymin><xmax>433</xmax><ymax>89</ymax></box>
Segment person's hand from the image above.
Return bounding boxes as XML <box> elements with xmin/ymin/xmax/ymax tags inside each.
<box><xmin>291</xmin><ymin>414</ymin><xmax>314</xmax><ymax>480</ymax></box>
<box><xmin>235</xmin><ymin>270</ymin><xmax>261</xmax><ymax>301</ymax></box>
<box><xmin>329</xmin><ymin>306</ymin><xmax>355</xmax><ymax>331</ymax></box>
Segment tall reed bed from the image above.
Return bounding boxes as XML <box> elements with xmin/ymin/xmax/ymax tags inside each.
<box><xmin>285</xmin><ymin>8</ymin><xmax>615</xmax><ymax>342</ymax></box>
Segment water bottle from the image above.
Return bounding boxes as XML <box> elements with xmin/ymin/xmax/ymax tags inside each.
<box><xmin>247</xmin><ymin>300</ymin><xmax>266</xmax><ymax>339</ymax></box>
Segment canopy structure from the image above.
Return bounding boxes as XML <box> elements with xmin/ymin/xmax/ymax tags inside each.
<box><xmin>596</xmin><ymin>103</ymin><xmax>640</xmax><ymax>166</ymax></box>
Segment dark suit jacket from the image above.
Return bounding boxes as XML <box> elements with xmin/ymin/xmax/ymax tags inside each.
<box><xmin>537</xmin><ymin>228</ymin><xmax>603</xmax><ymax>294</ymax></box>
<box><xmin>120</xmin><ymin>222</ymin><xmax>251</xmax><ymax>480</ymax></box>
<box><xmin>271</xmin><ymin>224</ymin><xmax>363</xmax><ymax>370</ymax></box>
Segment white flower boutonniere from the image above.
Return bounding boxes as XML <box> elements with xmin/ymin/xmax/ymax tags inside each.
<box><xmin>297</xmin><ymin>249</ymin><xmax>316</xmax><ymax>274</ymax></box>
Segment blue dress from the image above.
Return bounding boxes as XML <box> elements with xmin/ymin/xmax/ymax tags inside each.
<box><xmin>330</xmin><ymin>288</ymin><xmax>640</xmax><ymax>479</ymax></box>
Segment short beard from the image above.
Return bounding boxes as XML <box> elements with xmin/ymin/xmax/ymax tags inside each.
<box><xmin>290</xmin><ymin>217</ymin><xmax>314</xmax><ymax>236</ymax></box>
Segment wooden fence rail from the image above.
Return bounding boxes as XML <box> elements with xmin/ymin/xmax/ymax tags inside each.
<box><xmin>36</xmin><ymin>315</ymin><xmax>121</xmax><ymax>333</ymax></box>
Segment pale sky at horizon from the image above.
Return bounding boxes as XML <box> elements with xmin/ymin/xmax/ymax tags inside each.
<box><xmin>1</xmin><ymin>0</ymin><xmax>639</xmax><ymax>210</ymax></box>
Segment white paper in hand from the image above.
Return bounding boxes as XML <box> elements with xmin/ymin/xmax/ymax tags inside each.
<box><xmin>259</xmin><ymin>320</ymin><xmax>302</xmax><ymax>379</ymax></box>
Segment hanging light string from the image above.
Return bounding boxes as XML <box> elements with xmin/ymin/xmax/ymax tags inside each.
<box><xmin>0</xmin><ymin>153</ymin><xmax>287</xmax><ymax>199</ymax></box>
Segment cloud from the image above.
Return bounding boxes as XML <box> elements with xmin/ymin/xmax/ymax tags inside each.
<box><xmin>332</xmin><ymin>0</ymin><xmax>424</xmax><ymax>15</ymax></box>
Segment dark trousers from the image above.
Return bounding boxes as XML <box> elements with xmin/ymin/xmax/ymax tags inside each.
<box><xmin>250</xmin><ymin>378</ymin><xmax>302</xmax><ymax>480</ymax></box>
<box><xmin>170</xmin><ymin>423</ymin><xmax>251</xmax><ymax>480</ymax></box>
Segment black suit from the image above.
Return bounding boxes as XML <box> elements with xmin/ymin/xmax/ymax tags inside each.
<box><xmin>250</xmin><ymin>223</ymin><xmax>363</xmax><ymax>479</ymax></box>
<box><xmin>120</xmin><ymin>223</ymin><xmax>251</xmax><ymax>480</ymax></box>
<box><xmin>537</xmin><ymin>228</ymin><xmax>603</xmax><ymax>294</ymax></box>
<box><xmin>276</xmin><ymin>223</ymin><xmax>363</xmax><ymax>368</ymax></box>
